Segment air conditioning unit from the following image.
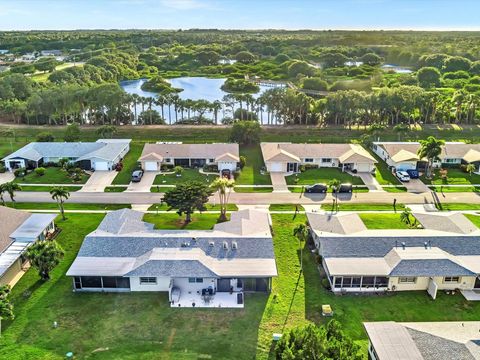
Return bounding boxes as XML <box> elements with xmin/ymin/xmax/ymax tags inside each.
<box><xmin>232</xmin><ymin>241</ymin><xmax>238</xmax><ymax>250</ymax></box>
<box><xmin>222</xmin><ymin>241</ymin><xmax>228</xmax><ymax>250</ymax></box>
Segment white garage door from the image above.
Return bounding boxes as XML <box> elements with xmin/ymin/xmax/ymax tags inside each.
<box><xmin>145</xmin><ymin>161</ymin><xmax>158</xmax><ymax>171</ymax></box>
<box><xmin>356</xmin><ymin>163</ymin><xmax>372</xmax><ymax>173</ymax></box>
<box><xmin>270</xmin><ymin>162</ymin><xmax>284</xmax><ymax>172</ymax></box>
<box><xmin>95</xmin><ymin>161</ymin><xmax>109</xmax><ymax>171</ymax></box>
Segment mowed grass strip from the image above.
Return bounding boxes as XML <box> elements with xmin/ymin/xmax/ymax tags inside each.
<box><xmin>235</xmin><ymin>145</ymin><xmax>271</xmax><ymax>185</ymax></box>
<box><xmin>285</xmin><ymin>168</ymin><xmax>364</xmax><ymax>185</ymax></box>
<box><xmin>358</xmin><ymin>213</ymin><xmax>411</xmax><ymax>229</ymax></box>
<box><xmin>111</xmin><ymin>143</ymin><xmax>143</xmax><ymax>185</ymax></box>
<box><xmin>14</xmin><ymin>167</ymin><xmax>89</xmax><ymax>184</ymax></box>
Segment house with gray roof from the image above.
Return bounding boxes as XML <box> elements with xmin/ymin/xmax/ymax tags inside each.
<box><xmin>260</xmin><ymin>142</ymin><xmax>376</xmax><ymax>173</ymax></box>
<box><xmin>0</xmin><ymin>206</ymin><xmax>56</xmax><ymax>287</ymax></box>
<box><xmin>3</xmin><ymin>139</ymin><xmax>131</xmax><ymax>172</ymax></box>
<box><xmin>307</xmin><ymin>211</ymin><xmax>480</xmax><ymax>299</ymax></box>
<box><xmin>364</xmin><ymin>321</ymin><xmax>480</xmax><ymax>360</ymax></box>
<box><xmin>139</xmin><ymin>142</ymin><xmax>239</xmax><ymax>174</ymax></box>
<box><xmin>67</xmin><ymin>209</ymin><xmax>277</xmax><ymax>308</ymax></box>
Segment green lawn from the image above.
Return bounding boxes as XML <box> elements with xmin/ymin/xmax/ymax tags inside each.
<box><xmin>3</xmin><ymin>213</ymin><xmax>480</xmax><ymax>359</ymax></box>
<box><xmin>288</xmin><ymin>186</ymin><xmax>369</xmax><ymax>193</ymax></box>
<box><xmin>333</xmin><ymin>203</ymin><xmax>405</xmax><ymax>211</ymax></box>
<box><xmin>285</xmin><ymin>168</ymin><xmax>364</xmax><ymax>185</ymax></box>
<box><xmin>153</xmin><ymin>168</ymin><xmax>217</xmax><ymax>185</ymax></box>
<box><xmin>464</xmin><ymin>214</ymin><xmax>480</xmax><ymax>228</ymax></box>
<box><xmin>0</xmin><ymin>140</ymin><xmax>26</xmax><ymax>158</ymax></box>
<box><xmin>146</xmin><ymin>203</ymin><xmax>238</xmax><ymax>211</ymax></box>
<box><xmin>150</xmin><ymin>186</ymin><xmax>174</xmax><ymax>193</ymax></box>
<box><xmin>104</xmin><ymin>186</ymin><xmax>127</xmax><ymax>192</ymax></box>
<box><xmin>269</xmin><ymin>204</ymin><xmax>305</xmax><ymax>211</ymax></box>
<box><xmin>142</xmin><ymin>213</ymin><xmax>227</xmax><ymax>230</ymax></box>
<box><xmin>4</xmin><ymin>202</ymin><xmax>131</xmax><ymax>211</ymax></box>
<box><xmin>421</xmin><ymin>168</ymin><xmax>480</xmax><ymax>185</ymax></box>
<box><xmin>14</xmin><ymin>167</ymin><xmax>89</xmax><ymax>184</ymax></box>
<box><xmin>358</xmin><ymin>213</ymin><xmax>412</xmax><ymax>229</ymax></box>
<box><xmin>235</xmin><ymin>145</ymin><xmax>272</xmax><ymax>185</ymax></box>
<box><xmin>383</xmin><ymin>186</ymin><xmax>408</xmax><ymax>192</ymax></box>
<box><xmin>430</xmin><ymin>185</ymin><xmax>480</xmax><ymax>193</ymax></box>
<box><xmin>111</xmin><ymin>143</ymin><xmax>144</xmax><ymax>185</ymax></box>
<box><xmin>19</xmin><ymin>185</ymin><xmax>82</xmax><ymax>192</ymax></box>
<box><xmin>436</xmin><ymin>203</ymin><xmax>480</xmax><ymax>211</ymax></box>
<box><xmin>234</xmin><ymin>186</ymin><xmax>273</xmax><ymax>193</ymax></box>
<box><xmin>369</xmin><ymin>150</ymin><xmax>401</xmax><ymax>185</ymax></box>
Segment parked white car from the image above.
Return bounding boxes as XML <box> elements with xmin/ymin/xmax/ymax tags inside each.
<box><xmin>396</xmin><ymin>170</ymin><xmax>411</xmax><ymax>182</ymax></box>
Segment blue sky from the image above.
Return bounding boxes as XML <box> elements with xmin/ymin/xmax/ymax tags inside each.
<box><xmin>0</xmin><ymin>0</ymin><xmax>479</xmax><ymax>31</ymax></box>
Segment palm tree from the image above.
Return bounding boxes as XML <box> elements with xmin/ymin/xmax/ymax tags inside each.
<box><xmin>0</xmin><ymin>184</ymin><xmax>6</xmax><ymax>206</ymax></box>
<box><xmin>211</xmin><ymin>100</ymin><xmax>222</xmax><ymax>124</ymax></box>
<box><xmin>293</xmin><ymin>223</ymin><xmax>309</xmax><ymax>272</ymax></box>
<box><xmin>3</xmin><ymin>182</ymin><xmax>21</xmax><ymax>206</ymax></box>
<box><xmin>0</xmin><ymin>285</ymin><xmax>14</xmax><ymax>336</ymax></box>
<box><xmin>210</xmin><ymin>177</ymin><xmax>235</xmax><ymax>221</ymax></box>
<box><xmin>400</xmin><ymin>208</ymin><xmax>412</xmax><ymax>226</ymax></box>
<box><xmin>25</xmin><ymin>240</ymin><xmax>64</xmax><ymax>281</ymax></box>
<box><xmin>50</xmin><ymin>187</ymin><xmax>70</xmax><ymax>220</ymax></box>
<box><xmin>466</xmin><ymin>163</ymin><xmax>476</xmax><ymax>177</ymax></box>
<box><xmin>328</xmin><ymin>178</ymin><xmax>341</xmax><ymax>212</ymax></box>
<box><xmin>417</xmin><ymin>136</ymin><xmax>445</xmax><ymax>178</ymax></box>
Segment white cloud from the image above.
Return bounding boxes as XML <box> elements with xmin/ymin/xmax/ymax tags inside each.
<box><xmin>158</xmin><ymin>0</ymin><xmax>209</xmax><ymax>10</ymax></box>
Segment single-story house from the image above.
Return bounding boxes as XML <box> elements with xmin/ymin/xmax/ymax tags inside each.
<box><xmin>2</xmin><ymin>139</ymin><xmax>131</xmax><ymax>172</ymax></box>
<box><xmin>307</xmin><ymin>211</ymin><xmax>480</xmax><ymax>299</ymax></box>
<box><xmin>139</xmin><ymin>143</ymin><xmax>240</xmax><ymax>172</ymax></box>
<box><xmin>0</xmin><ymin>206</ymin><xmax>56</xmax><ymax>287</ymax></box>
<box><xmin>67</xmin><ymin>208</ymin><xmax>277</xmax><ymax>308</ymax></box>
<box><xmin>372</xmin><ymin>141</ymin><xmax>480</xmax><ymax>172</ymax></box>
<box><xmin>40</xmin><ymin>50</ymin><xmax>62</xmax><ymax>57</ymax></box>
<box><xmin>260</xmin><ymin>142</ymin><xmax>376</xmax><ymax>173</ymax></box>
<box><xmin>364</xmin><ymin>321</ymin><xmax>480</xmax><ymax>360</ymax></box>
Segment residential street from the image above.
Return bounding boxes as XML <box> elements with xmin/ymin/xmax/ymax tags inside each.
<box><xmin>13</xmin><ymin>189</ymin><xmax>480</xmax><ymax>205</ymax></box>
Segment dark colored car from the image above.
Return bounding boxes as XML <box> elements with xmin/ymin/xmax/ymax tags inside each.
<box><xmin>338</xmin><ymin>183</ymin><xmax>353</xmax><ymax>193</ymax></box>
<box><xmin>406</xmin><ymin>169</ymin><xmax>419</xmax><ymax>179</ymax></box>
<box><xmin>131</xmin><ymin>170</ymin><xmax>144</xmax><ymax>182</ymax></box>
<box><xmin>305</xmin><ymin>183</ymin><xmax>327</xmax><ymax>193</ymax></box>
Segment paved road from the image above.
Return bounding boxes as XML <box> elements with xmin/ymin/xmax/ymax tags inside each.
<box><xmin>13</xmin><ymin>189</ymin><xmax>480</xmax><ymax>205</ymax></box>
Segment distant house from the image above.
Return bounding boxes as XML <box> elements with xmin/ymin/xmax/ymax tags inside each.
<box><xmin>139</xmin><ymin>143</ymin><xmax>240</xmax><ymax>173</ymax></box>
<box><xmin>0</xmin><ymin>206</ymin><xmax>56</xmax><ymax>287</ymax></box>
<box><xmin>40</xmin><ymin>50</ymin><xmax>62</xmax><ymax>57</ymax></box>
<box><xmin>372</xmin><ymin>141</ymin><xmax>480</xmax><ymax>172</ymax></box>
<box><xmin>2</xmin><ymin>139</ymin><xmax>131</xmax><ymax>172</ymax></box>
<box><xmin>260</xmin><ymin>142</ymin><xmax>376</xmax><ymax>173</ymax></box>
<box><xmin>307</xmin><ymin>211</ymin><xmax>480</xmax><ymax>299</ymax></box>
<box><xmin>364</xmin><ymin>321</ymin><xmax>480</xmax><ymax>360</ymax></box>
<box><xmin>0</xmin><ymin>50</ymin><xmax>9</xmax><ymax>55</ymax></box>
<box><xmin>67</xmin><ymin>209</ymin><xmax>277</xmax><ymax>308</ymax></box>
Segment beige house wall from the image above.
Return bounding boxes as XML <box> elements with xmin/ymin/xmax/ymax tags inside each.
<box><xmin>390</xmin><ymin>276</ymin><xmax>476</xmax><ymax>291</ymax></box>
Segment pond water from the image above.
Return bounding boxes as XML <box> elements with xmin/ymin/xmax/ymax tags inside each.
<box><xmin>381</xmin><ymin>64</ymin><xmax>413</xmax><ymax>74</ymax></box>
<box><xmin>120</xmin><ymin>77</ymin><xmax>281</xmax><ymax>124</ymax></box>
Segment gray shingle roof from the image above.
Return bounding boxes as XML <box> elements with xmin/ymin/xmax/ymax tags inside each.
<box><xmin>319</xmin><ymin>236</ymin><xmax>480</xmax><ymax>258</ymax></box>
<box><xmin>389</xmin><ymin>259</ymin><xmax>475</xmax><ymax>277</ymax></box>
<box><xmin>125</xmin><ymin>260</ymin><xmax>217</xmax><ymax>277</ymax></box>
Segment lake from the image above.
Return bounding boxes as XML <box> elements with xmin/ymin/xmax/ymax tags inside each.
<box><xmin>120</xmin><ymin>77</ymin><xmax>280</xmax><ymax>124</ymax></box>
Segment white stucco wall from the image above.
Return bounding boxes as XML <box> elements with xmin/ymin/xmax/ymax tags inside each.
<box><xmin>129</xmin><ymin>276</ymin><xmax>171</xmax><ymax>291</ymax></box>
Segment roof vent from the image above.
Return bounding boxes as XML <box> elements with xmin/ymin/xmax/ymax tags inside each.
<box><xmin>223</xmin><ymin>241</ymin><xmax>228</xmax><ymax>250</ymax></box>
<box><xmin>401</xmin><ymin>242</ymin><xmax>406</xmax><ymax>250</ymax></box>
<box><xmin>191</xmin><ymin>237</ymin><xmax>196</xmax><ymax>243</ymax></box>
<box><xmin>209</xmin><ymin>241</ymin><xmax>215</xmax><ymax>247</ymax></box>
<box><xmin>181</xmin><ymin>242</ymin><xmax>190</xmax><ymax>247</ymax></box>
<box><xmin>232</xmin><ymin>241</ymin><xmax>238</xmax><ymax>250</ymax></box>
<box><xmin>424</xmin><ymin>241</ymin><xmax>428</xmax><ymax>249</ymax></box>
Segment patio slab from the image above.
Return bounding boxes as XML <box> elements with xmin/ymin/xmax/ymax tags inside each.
<box><xmin>171</xmin><ymin>291</ymin><xmax>244</xmax><ymax>308</ymax></box>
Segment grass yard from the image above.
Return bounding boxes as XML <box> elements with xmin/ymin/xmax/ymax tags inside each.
<box><xmin>332</xmin><ymin>203</ymin><xmax>405</xmax><ymax>211</ymax></box>
<box><xmin>104</xmin><ymin>186</ymin><xmax>127</xmax><ymax>192</ymax></box>
<box><xmin>153</xmin><ymin>168</ymin><xmax>217</xmax><ymax>185</ymax></box>
<box><xmin>436</xmin><ymin>203</ymin><xmax>480</xmax><ymax>211</ymax></box>
<box><xmin>0</xmin><ymin>140</ymin><xmax>26</xmax><ymax>158</ymax></box>
<box><xmin>146</xmin><ymin>203</ymin><xmax>238</xmax><ymax>211</ymax></box>
<box><xmin>111</xmin><ymin>143</ymin><xmax>144</xmax><ymax>185</ymax></box>
<box><xmin>2</xmin><ymin>213</ymin><xmax>480</xmax><ymax>359</ymax></box>
<box><xmin>234</xmin><ymin>186</ymin><xmax>273</xmax><ymax>193</ymax></box>
<box><xmin>142</xmin><ymin>213</ymin><xmax>227</xmax><ymax>230</ymax></box>
<box><xmin>14</xmin><ymin>167</ymin><xmax>89</xmax><ymax>184</ymax></box>
<box><xmin>269</xmin><ymin>204</ymin><xmax>305</xmax><ymax>211</ymax></box>
<box><xmin>383</xmin><ymin>186</ymin><xmax>408</xmax><ymax>192</ymax></box>
<box><xmin>464</xmin><ymin>214</ymin><xmax>480</xmax><ymax>228</ymax></box>
<box><xmin>18</xmin><ymin>185</ymin><xmax>83</xmax><ymax>192</ymax></box>
<box><xmin>235</xmin><ymin>145</ymin><xmax>272</xmax><ymax>185</ymax></box>
<box><xmin>285</xmin><ymin>168</ymin><xmax>364</xmax><ymax>186</ymax></box>
<box><xmin>430</xmin><ymin>185</ymin><xmax>480</xmax><ymax>192</ymax></box>
<box><xmin>369</xmin><ymin>151</ymin><xmax>401</xmax><ymax>185</ymax></box>
<box><xmin>421</xmin><ymin>168</ymin><xmax>480</xmax><ymax>185</ymax></box>
<box><xmin>4</xmin><ymin>202</ymin><xmax>131</xmax><ymax>210</ymax></box>
<box><xmin>288</xmin><ymin>186</ymin><xmax>369</xmax><ymax>193</ymax></box>
<box><xmin>358</xmin><ymin>213</ymin><xmax>412</xmax><ymax>229</ymax></box>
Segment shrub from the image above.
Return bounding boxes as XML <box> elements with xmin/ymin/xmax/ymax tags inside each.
<box><xmin>34</xmin><ymin>167</ymin><xmax>46</xmax><ymax>176</ymax></box>
<box><xmin>14</xmin><ymin>168</ymin><xmax>25</xmax><ymax>177</ymax></box>
<box><xmin>239</xmin><ymin>156</ymin><xmax>246</xmax><ymax>169</ymax></box>
<box><xmin>0</xmin><ymin>164</ymin><xmax>5</xmax><ymax>173</ymax></box>
<box><xmin>160</xmin><ymin>164</ymin><xmax>174</xmax><ymax>171</ymax></box>
<box><xmin>321</xmin><ymin>277</ymin><xmax>330</xmax><ymax>289</ymax></box>
<box><xmin>36</xmin><ymin>132</ymin><xmax>55</xmax><ymax>142</ymax></box>
<box><xmin>174</xmin><ymin>166</ymin><xmax>184</xmax><ymax>176</ymax></box>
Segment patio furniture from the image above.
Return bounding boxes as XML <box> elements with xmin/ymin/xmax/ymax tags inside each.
<box><xmin>322</xmin><ymin>304</ymin><xmax>333</xmax><ymax>317</ymax></box>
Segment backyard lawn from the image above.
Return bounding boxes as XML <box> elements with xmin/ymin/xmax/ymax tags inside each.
<box><xmin>2</xmin><ymin>213</ymin><xmax>480</xmax><ymax>359</ymax></box>
<box><xmin>111</xmin><ymin>143</ymin><xmax>144</xmax><ymax>185</ymax></box>
<box><xmin>358</xmin><ymin>213</ymin><xmax>412</xmax><ymax>229</ymax></box>
<box><xmin>14</xmin><ymin>167</ymin><xmax>89</xmax><ymax>184</ymax></box>
<box><xmin>285</xmin><ymin>168</ymin><xmax>364</xmax><ymax>185</ymax></box>
<box><xmin>235</xmin><ymin>145</ymin><xmax>272</xmax><ymax>185</ymax></box>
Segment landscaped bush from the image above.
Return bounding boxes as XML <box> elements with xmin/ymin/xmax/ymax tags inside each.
<box><xmin>160</xmin><ymin>164</ymin><xmax>174</xmax><ymax>171</ymax></box>
<box><xmin>14</xmin><ymin>168</ymin><xmax>25</xmax><ymax>177</ymax></box>
<box><xmin>239</xmin><ymin>155</ymin><xmax>246</xmax><ymax>169</ymax></box>
<box><xmin>34</xmin><ymin>167</ymin><xmax>46</xmax><ymax>176</ymax></box>
<box><xmin>43</xmin><ymin>162</ymin><xmax>59</xmax><ymax>168</ymax></box>
<box><xmin>0</xmin><ymin>164</ymin><xmax>5</xmax><ymax>173</ymax></box>
<box><xmin>203</xmin><ymin>164</ymin><xmax>218</xmax><ymax>172</ymax></box>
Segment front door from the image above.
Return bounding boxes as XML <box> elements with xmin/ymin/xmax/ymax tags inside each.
<box><xmin>475</xmin><ymin>277</ymin><xmax>480</xmax><ymax>289</ymax></box>
<box><xmin>217</xmin><ymin>278</ymin><xmax>231</xmax><ymax>292</ymax></box>
<box><xmin>287</xmin><ymin>162</ymin><xmax>298</xmax><ymax>173</ymax></box>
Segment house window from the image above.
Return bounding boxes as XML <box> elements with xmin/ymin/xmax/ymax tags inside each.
<box><xmin>188</xmin><ymin>277</ymin><xmax>204</xmax><ymax>283</ymax></box>
<box><xmin>140</xmin><ymin>277</ymin><xmax>157</xmax><ymax>285</ymax></box>
<box><xmin>165</xmin><ymin>158</ymin><xmax>171</xmax><ymax>163</ymax></box>
<box><xmin>209</xmin><ymin>158</ymin><xmax>215</xmax><ymax>163</ymax></box>
<box><xmin>399</xmin><ymin>277</ymin><xmax>417</xmax><ymax>283</ymax></box>
<box><xmin>304</xmin><ymin>158</ymin><xmax>314</xmax><ymax>163</ymax></box>
<box><xmin>443</xmin><ymin>158</ymin><xmax>457</xmax><ymax>163</ymax></box>
<box><xmin>444</xmin><ymin>276</ymin><xmax>460</xmax><ymax>283</ymax></box>
<box><xmin>321</xmin><ymin>158</ymin><xmax>332</xmax><ymax>163</ymax></box>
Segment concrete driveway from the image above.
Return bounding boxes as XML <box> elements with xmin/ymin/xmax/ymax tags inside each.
<box><xmin>126</xmin><ymin>171</ymin><xmax>158</xmax><ymax>192</ymax></box>
<box><xmin>270</xmin><ymin>172</ymin><xmax>289</xmax><ymax>192</ymax></box>
<box><xmin>403</xmin><ymin>179</ymin><xmax>430</xmax><ymax>193</ymax></box>
<box><xmin>357</xmin><ymin>172</ymin><xmax>383</xmax><ymax>191</ymax></box>
<box><xmin>80</xmin><ymin>171</ymin><xmax>118</xmax><ymax>192</ymax></box>
<box><xmin>0</xmin><ymin>172</ymin><xmax>14</xmax><ymax>185</ymax></box>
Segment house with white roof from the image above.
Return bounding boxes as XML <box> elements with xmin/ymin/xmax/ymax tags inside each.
<box><xmin>0</xmin><ymin>206</ymin><xmax>56</xmax><ymax>287</ymax></box>
<box><xmin>139</xmin><ymin>143</ymin><xmax>239</xmax><ymax>173</ymax></box>
<box><xmin>307</xmin><ymin>211</ymin><xmax>480</xmax><ymax>300</ymax></box>
<box><xmin>372</xmin><ymin>141</ymin><xmax>480</xmax><ymax>172</ymax></box>
<box><xmin>67</xmin><ymin>209</ymin><xmax>277</xmax><ymax>308</ymax></box>
<box><xmin>364</xmin><ymin>321</ymin><xmax>480</xmax><ymax>360</ymax></box>
<box><xmin>2</xmin><ymin>139</ymin><xmax>131</xmax><ymax>172</ymax></box>
<box><xmin>260</xmin><ymin>142</ymin><xmax>376</xmax><ymax>173</ymax></box>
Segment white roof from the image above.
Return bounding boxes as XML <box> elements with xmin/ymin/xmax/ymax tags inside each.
<box><xmin>10</xmin><ymin>214</ymin><xmax>56</xmax><ymax>240</ymax></box>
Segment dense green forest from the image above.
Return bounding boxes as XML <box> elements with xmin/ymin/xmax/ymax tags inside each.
<box><xmin>1</xmin><ymin>29</ymin><xmax>480</xmax><ymax>127</ymax></box>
